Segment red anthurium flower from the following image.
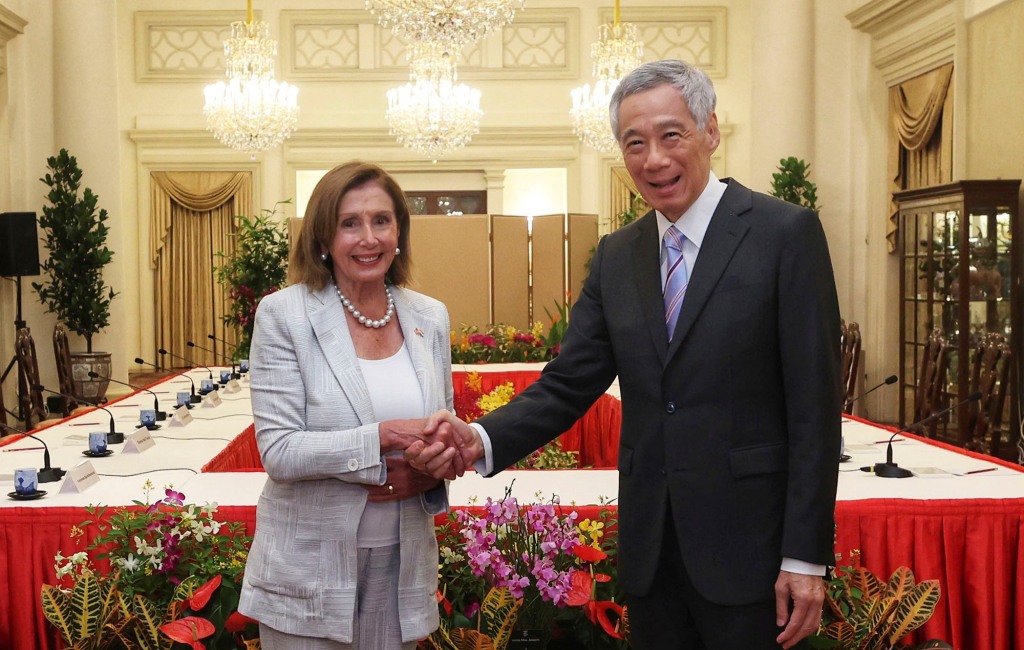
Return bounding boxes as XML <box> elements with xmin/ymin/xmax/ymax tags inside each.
<box><xmin>587</xmin><ymin>601</ymin><xmax>624</xmax><ymax>639</ymax></box>
<box><xmin>436</xmin><ymin>590</ymin><xmax>453</xmax><ymax>617</ymax></box>
<box><xmin>594</xmin><ymin>572</ymin><xmax>612</xmax><ymax>583</ymax></box>
<box><xmin>188</xmin><ymin>575</ymin><xmax>222</xmax><ymax>611</ymax></box>
<box><xmin>572</xmin><ymin>544</ymin><xmax>607</xmax><ymax>563</ymax></box>
<box><xmin>160</xmin><ymin>616</ymin><xmax>216</xmax><ymax>649</ymax></box>
<box><xmin>224</xmin><ymin>610</ymin><xmax>256</xmax><ymax>633</ymax></box>
<box><xmin>565</xmin><ymin>570</ymin><xmax>593</xmax><ymax>607</ymax></box>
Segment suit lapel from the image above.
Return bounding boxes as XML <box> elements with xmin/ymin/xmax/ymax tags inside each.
<box><xmin>631</xmin><ymin>212</ymin><xmax>669</xmax><ymax>364</ymax></box>
<box><xmin>666</xmin><ymin>180</ymin><xmax>752</xmax><ymax>362</ymax></box>
<box><xmin>307</xmin><ymin>284</ymin><xmax>376</xmax><ymax>425</ymax></box>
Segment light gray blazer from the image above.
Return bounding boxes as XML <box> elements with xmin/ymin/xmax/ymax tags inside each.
<box><xmin>237</xmin><ymin>282</ymin><xmax>453</xmax><ymax>644</ymax></box>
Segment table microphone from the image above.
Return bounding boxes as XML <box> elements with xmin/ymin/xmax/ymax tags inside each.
<box><xmin>33</xmin><ymin>383</ymin><xmax>126</xmax><ymax>444</ymax></box>
<box><xmin>868</xmin><ymin>391</ymin><xmax>982</xmax><ymax>478</ymax></box>
<box><xmin>137</xmin><ymin>356</ymin><xmax>200</xmax><ymax>404</ymax></box>
<box><xmin>844</xmin><ymin>374</ymin><xmax>898</xmax><ymax>411</ymax></box>
<box><xmin>158</xmin><ymin>348</ymin><xmax>215</xmax><ymax>397</ymax></box>
<box><xmin>0</xmin><ymin>422</ymin><xmax>66</xmax><ymax>482</ymax></box>
<box><xmin>87</xmin><ymin>371</ymin><xmax>166</xmax><ymax>421</ymax></box>
<box><xmin>187</xmin><ymin>340</ymin><xmax>236</xmax><ymax>382</ymax></box>
<box><xmin>207</xmin><ymin>334</ymin><xmax>244</xmax><ymax>377</ymax></box>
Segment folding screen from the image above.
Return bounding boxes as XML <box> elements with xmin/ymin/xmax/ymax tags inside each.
<box><xmin>490</xmin><ymin>215</ymin><xmax>530</xmax><ymax>329</ymax></box>
<box><xmin>408</xmin><ymin>215</ymin><xmax>491</xmax><ymax>331</ymax></box>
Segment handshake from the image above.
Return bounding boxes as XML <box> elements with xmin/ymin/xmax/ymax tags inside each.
<box><xmin>382</xmin><ymin>410</ymin><xmax>484</xmax><ymax>481</ymax></box>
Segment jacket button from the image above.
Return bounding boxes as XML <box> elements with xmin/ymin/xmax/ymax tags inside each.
<box><xmin>347</xmin><ymin>459</ymin><xmax>359</xmax><ymax>471</ymax></box>
<box><xmin>666</xmin><ymin>402</ymin><xmax>676</xmax><ymax>414</ymax></box>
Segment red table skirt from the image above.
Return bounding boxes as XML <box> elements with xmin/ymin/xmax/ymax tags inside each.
<box><xmin>6</xmin><ymin>371</ymin><xmax>1023</xmax><ymax>649</ymax></box>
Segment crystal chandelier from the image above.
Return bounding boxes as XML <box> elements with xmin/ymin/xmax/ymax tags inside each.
<box><xmin>203</xmin><ymin>0</ymin><xmax>299</xmax><ymax>156</ymax></box>
<box><xmin>366</xmin><ymin>0</ymin><xmax>525</xmax><ymax>48</ymax></box>
<box><xmin>569</xmin><ymin>1</ymin><xmax>643</xmax><ymax>155</ymax></box>
<box><xmin>386</xmin><ymin>42</ymin><xmax>483</xmax><ymax>161</ymax></box>
<box><xmin>370</xmin><ymin>2</ymin><xmax>524</xmax><ymax>161</ymax></box>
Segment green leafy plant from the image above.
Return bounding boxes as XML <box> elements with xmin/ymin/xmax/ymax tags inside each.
<box><xmin>614</xmin><ymin>194</ymin><xmax>646</xmax><ymax>229</ymax></box>
<box><xmin>42</xmin><ymin>482</ymin><xmax>258</xmax><ymax>649</ymax></box>
<box><xmin>809</xmin><ymin>550</ymin><xmax>950</xmax><ymax>650</ymax></box>
<box><xmin>770</xmin><ymin>156</ymin><xmax>820</xmax><ymax>213</ymax></box>
<box><xmin>214</xmin><ymin>201</ymin><xmax>291</xmax><ymax>359</ymax></box>
<box><xmin>33</xmin><ymin>149</ymin><xmax>117</xmax><ymax>353</ymax></box>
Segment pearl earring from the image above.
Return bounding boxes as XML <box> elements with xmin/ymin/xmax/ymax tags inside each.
<box><xmin>395</xmin><ymin>247</ymin><xmax>401</xmax><ymax>255</ymax></box>
<box><xmin>320</xmin><ymin>252</ymin><xmax>328</xmax><ymax>261</ymax></box>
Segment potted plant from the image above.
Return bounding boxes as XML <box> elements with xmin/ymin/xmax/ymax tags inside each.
<box><xmin>214</xmin><ymin>201</ymin><xmax>290</xmax><ymax>360</ymax></box>
<box><xmin>770</xmin><ymin>156</ymin><xmax>820</xmax><ymax>213</ymax></box>
<box><xmin>33</xmin><ymin>149</ymin><xmax>118</xmax><ymax>403</ymax></box>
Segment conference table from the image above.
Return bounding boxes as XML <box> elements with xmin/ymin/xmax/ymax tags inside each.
<box><xmin>2</xmin><ymin>364</ymin><xmax>1023</xmax><ymax>649</ymax></box>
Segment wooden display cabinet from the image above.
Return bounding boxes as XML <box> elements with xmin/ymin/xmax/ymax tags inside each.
<box><xmin>895</xmin><ymin>180</ymin><xmax>1020</xmax><ymax>450</ymax></box>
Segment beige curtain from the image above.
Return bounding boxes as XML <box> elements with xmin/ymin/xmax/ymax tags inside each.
<box><xmin>150</xmin><ymin>172</ymin><xmax>252</xmax><ymax>367</ymax></box>
<box><xmin>887</xmin><ymin>63</ymin><xmax>954</xmax><ymax>250</ymax></box>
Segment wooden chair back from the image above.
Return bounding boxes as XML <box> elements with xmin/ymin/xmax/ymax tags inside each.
<box><xmin>52</xmin><ymin>324</ymin><xmax>77</xmax><ymax>417</ymax></box>
<box><xmin>964</xmin><ymin>333</ymin><xmax>1011</xmax><ymax>456</ymax></box>
<box><xmin>15</xmin><ymin>328</ymin><xmax>47</xmax><ymax>429</ymax></box>
<box><xmin>913</xmin><ymin>328</ymin><xmax>949</xmax><ymax>437</ymax></box>
<box><xmin>840</xmin><ymin>320</ymin><xmax>862</xmax><ymax>413</ymax></box>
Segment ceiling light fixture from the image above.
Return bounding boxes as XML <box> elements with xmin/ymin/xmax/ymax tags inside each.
<box><xmin>203</xmin><ymin>0</ymin><xmax>299</xmax><ymax>156</ymax></box>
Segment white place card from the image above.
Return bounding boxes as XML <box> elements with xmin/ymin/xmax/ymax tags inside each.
<box><xmin>122</xmin><ymin>427</ymin><xmax>155</xmax><ymax>454</ymax></box>
<box><xmin>202</xmin><ymin>391</ymin><xmax>223</xmax><ymax>407</ymax></box>
<box><xmin>59</xmin><ymin>461</ymin><xmax>100</xmax><ymax>493</ymax></box>
<box><xmin>223</xmin><ymin>379</ymin><xmax>242</xmax><ymax>393</ymax></box>
<box><xmin>170</xmin><ymin>406</ymin><xmax>194</xmax><ymax>426</ymax></box>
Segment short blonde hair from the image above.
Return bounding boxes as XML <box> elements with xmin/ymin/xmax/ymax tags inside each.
<box><xmin>290</xmin><ymin>161</ymin><xmax>412</xmax><ymax>290</ymax></box>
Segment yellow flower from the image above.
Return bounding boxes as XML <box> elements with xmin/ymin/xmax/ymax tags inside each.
<box><xmin>478</xmin><ymin>382</ymin><xmax>515</xmax><ymax>414</ymax></box>
<box><xmin>577</xmin><ymin>518</ymin><xmax>605</xmax><ymax>547</ymax></box>
<box><xmin>466</xmin><ymin>371</ymin><xmax>483</xmax><ymax>394</ymax></box>
<box><xmin>530</xmin><ymin>321</ymin><xmax>544</xmax><ymax>338</ymax></box>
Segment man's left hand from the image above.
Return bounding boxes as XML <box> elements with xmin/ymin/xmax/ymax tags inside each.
<box><xmin>774</xmin><ymin>570</ymin><xmax>825</xmax><ymax>649</ymax></box>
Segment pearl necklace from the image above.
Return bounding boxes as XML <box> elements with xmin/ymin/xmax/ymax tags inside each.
<box><xmin>335</xmin><ymin>284</ymin><xmax>395</xmax><ymax>329</ymax></box>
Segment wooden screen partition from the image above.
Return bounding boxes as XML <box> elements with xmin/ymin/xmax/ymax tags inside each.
<box><xmin>408</xmin><ymin>215</ymin><xmax>491</xmax><ymax>331</ymax></box>
<box><xmin>491</xmin><ymin>215</ymin><xmax>530</xmax><ymax>329</ymax></box>
<box><xmin>532</xmin><ymin>214</ymin><xmax>566</xmax><ymax>327</ymax></box>
<box><xmin>568</xmin><ymin>213</ymin><xmax>598</xmax><ymax>307</ymax></box>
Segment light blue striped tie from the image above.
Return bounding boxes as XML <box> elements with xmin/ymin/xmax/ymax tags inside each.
<box><xmin>663</xmin><ymin>226</ymin><xmax>688</xmax><ymax>339</ymax></box>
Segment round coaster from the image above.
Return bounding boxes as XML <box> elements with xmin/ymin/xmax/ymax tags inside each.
<box><xmin>7</xmin><ymin>490</ymin><xmax>47</xmax><ymax>500</ymax></box>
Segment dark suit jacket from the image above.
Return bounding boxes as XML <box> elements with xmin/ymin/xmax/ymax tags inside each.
<box><xmin>477</xmin><ymin>179</ymin><xmax>841</xmax><ymax>606</ymax></box>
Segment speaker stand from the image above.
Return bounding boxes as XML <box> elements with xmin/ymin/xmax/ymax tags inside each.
<box><xmin>0</xmin><ymin>276</ymin><xmax>30</xmax><ymax>422</ymax></box>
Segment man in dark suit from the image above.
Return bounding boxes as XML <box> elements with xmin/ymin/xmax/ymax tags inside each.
<box><xmin>410</xmin><ymin>59</ymin><xmax>841</xmax><ymax>649</ymax></box>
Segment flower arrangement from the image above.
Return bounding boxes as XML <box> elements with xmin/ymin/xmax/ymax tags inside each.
<box><xmin>41</xmin><ymin>481</ymin><xmax>258</xmax><ymax>649</ymax></box>
<box><xmin>451</xmin><ymin>322</ymin><xmax>555</xmax><ymax>364</ymax></box>
<box><xmin>809</xmin><ymin>550</ymin><xmax>950</xmax><ymax>650</ymax></box>
<box><xmin>423</xmin><ymin>487</ymin><xmax>627</xmax><ymax>650</ymax></box>
<box><xmin>455</xmin><ymin>372</ymin><xmax>579</xmax><ymax>470</ymax></box>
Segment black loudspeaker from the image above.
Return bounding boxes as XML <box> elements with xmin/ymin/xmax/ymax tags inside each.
<box><xmin>0</xmin><ymin>212</ymin><xmax>40</xmax><ymax>277</ymax></box>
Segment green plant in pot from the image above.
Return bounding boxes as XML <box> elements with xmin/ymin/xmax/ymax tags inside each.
<box><xmin>770</xmin><ymin>156</ymin><xmax>820</xmax><ymax>213</ymax></box>
<box><xmin>33</xmin><ymin>149</ymin><xmax>118</xmax><ymax>403</ymax></box>
<box><xmin>214</xmin><ymin>201</ymin><xmax>290</xmax><ymax>360</ymax></box>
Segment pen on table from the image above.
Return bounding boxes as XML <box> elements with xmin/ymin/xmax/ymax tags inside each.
<box><xmin>69</xmin><ymin>422</ymin><xmax>101</xmax><ymax>426</ymax></box>
<box><xmin>2</xmin><ymin>446</ymin><xmax>45</xmax><ymax>452</ymax></box>
<box><xmin>874</xmin><ymin>437</ymin><xmax>905</xmax><ymax>444</ymax></box>
<box><xmin>963</xmin><ymin>467</ymin><xmax>996</xmax><ymax>475</ymax></box>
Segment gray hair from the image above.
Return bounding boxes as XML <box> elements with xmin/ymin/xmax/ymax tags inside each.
<box><xmin>609</xmin><ymin>59</ymin><xmax>717</xmax><ymax>139</ymax></box>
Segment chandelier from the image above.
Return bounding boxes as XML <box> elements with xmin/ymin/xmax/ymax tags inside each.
<box><xmin>370</xmin><ymin>3</ymin><xmax>525</xmax><ymax>160</ymax></box>
<box><xmin>203</xmin><ymin>0</ymin><xmax>299</xmax><ymax>156</ymax></box>
<box><xmin>386</xmin><ymin>42</ymin><xmax>483</xmax><ymax>161</ymax></box>
<box><xmin>569</xmin><ymin>1</ymin><xmax>643</xmax><ymax>155</ymax></box>
<box><xmin>366</xmin><ymin>0</ymin><xmax>525</xmax><ymax>49</ymax></box>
